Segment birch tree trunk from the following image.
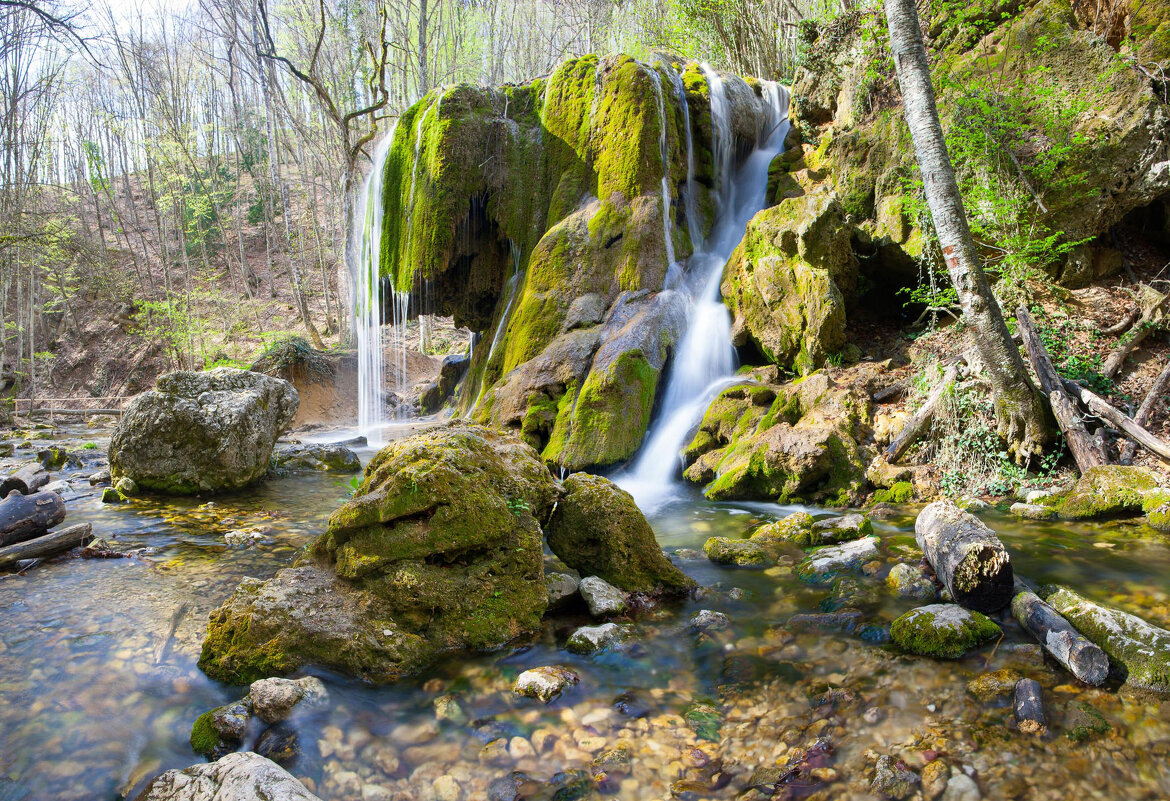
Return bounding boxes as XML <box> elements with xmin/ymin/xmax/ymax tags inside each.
<box><xmin>884</xmin><ymin>0</ymin><xmax>1049</xmax><ymax>459</ymax></box>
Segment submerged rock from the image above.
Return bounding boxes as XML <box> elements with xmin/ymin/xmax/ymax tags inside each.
<box><xmin>110</xmin><ymin>368</ymin><xmax>299</xmax><ymax>494</ymax></box>
<box><xmin>871</xmin><ymin>755</ymin><xmax>920</xmax><ymax>800</ymax></box>
<box><xmin>1045</xmin><ymin>585</ymin><xmax>1170</xmax><ymax>692</ymax></box>
<box><xmin>133</xmin><ymin>751</ymin><xmax>321</xmax><ymax>801</ymax></box>
<box><xmin>796</xmin><ymin>536</ymin><xmax>880</xmax><ymax>583</ymax></box>
<box><xmin>566</xmin><ymin>623</ymin><xmax>630</xmax><ymax>654</ymax></box>
<box><xmin>199</xmin><ymin>424</ymin><xmax>555</xmax><ymax>685</ymax></box>
<box><xmin>702</xmin><ymin>535</ymin><xmax>778</xmax><ymax>567</ymax></box>
<box><xmin>886</xmin><ymin>563</ymin><xmax>937</xmax><ymax>601</ymax></box>
<box><xmin>512</xmin><ymin>666</ymin><xmax>579</xmax><ymax>703</ymax></box>
<box><xmin>889</xmin><ymin>604</ymin><xmax>1001</xmax><ymax>659</ymax></box>
<box><xmin>544</xmin><ymin>473</ymin><xmax>692</xmax><ymax>593</ymax></box>
<box><xmin>269</xmin><ymin>443</ymin><xmax>361</xmax><ymax>474</ymax></box>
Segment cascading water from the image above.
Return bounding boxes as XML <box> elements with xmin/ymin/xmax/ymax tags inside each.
<box><xmin>618</xmin><ymin>71</ymin><xmax>791</xmax><ymax>511</ymax></box>
<box><xmin>646</xmin><ymin>65</ymin><xmax>680</xmax><ymax>289</ymax></box>
<box><xmin>352</xmin><ymin>130</ymin><xmax>395</xmax><ymax>448</ymax></box>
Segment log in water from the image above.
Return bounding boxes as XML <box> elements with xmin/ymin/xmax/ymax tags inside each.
<box><xmin>0</xmin><ymin>463</ymin><xmax>50</xmax><ymax>497</ymax></box>
<box><xmin>0</xmin><ymin>490</ymin><xmax>67</xmax><ymax>547</ymax></box>
<box><xmin>1012</xmin><ymin>590</ymin><xmax>1109</xmax><ymax>685</ymax></box>
<box><xmin>915</xmin><ymin>500</ymin><xmax>1013</xmax><ymax>613</ymax></box>
<box><xmin>0</xmin><ymin>523</ymin><xmax>92</xmax><ymax>569</ymax></box>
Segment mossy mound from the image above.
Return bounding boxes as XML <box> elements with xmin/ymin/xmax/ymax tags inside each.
<box><xmin>1050</xmin><ymin>465</ymin><xmax>1158</xmax><ymax>519</ymax></box>
<box><xmin>545</xmin><ymin>473</ymin><xmax>693</xmax><ymax>593</ymax></box>
<box><xmin>199</xmin><ymin>423</ymin><xmax>557</xmax><ymax>685</ymax></box>
<box><xmin>702</xmin><ymin>536</ymin><xmax>778</xmax><ymax>567</ymax></box>
<box><xmin>189</xmin><ymin>708</ymin><xmax>221</xmax><ymax>756</ymax></box>
<box><xmin>889</xmin><ymin>603</ymin><xmax>1001</xmax><ymax>659</ymax></box>
<box><xmin>683</xmin><ymin>372</ymin><xmax>871</xmax><ymax>505</ymax></box>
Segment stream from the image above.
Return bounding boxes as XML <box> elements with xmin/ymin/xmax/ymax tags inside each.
<box><xmin>1</xmin><ymin>426</ymin><xmax>1170</xmax><ymax>800</ymax></box>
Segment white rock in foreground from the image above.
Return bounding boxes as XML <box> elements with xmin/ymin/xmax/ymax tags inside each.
<box><xmin>133</xmin><ymin>751</ymin><xmax>320</xmax><ymax>801</ymax></box>
<box><xmin>512</xmin><ymin>665</ymin><xmax>579</xmax><ymax>703</ymax></box>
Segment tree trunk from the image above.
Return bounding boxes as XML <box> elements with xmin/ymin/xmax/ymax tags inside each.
<box><xmin>1011</xmin><ymin>590</ymin><xmax>1109</xmax><ymax>685</ymax></box>
<box><xmin>1013</xmin><ymin>678</ymin><xmax>1047</xmax><ymax>735</ymax></box>
<box><xmin>1120</xmin><ymin>358</ymin><xmax>1170</xmax><ymax>463</ymax></box>
<box><xmin>915</xmin><ymin>500</ymin><xmax>1014</xmax><ymax>613</ymax></box>
<box><xmin>884</xmin><ymin>0</ymin><xmax>1048</xmax><ymax>459</ymax></box>
<box><xmin>0</xmin><ymin>489</ymin><xmax>67</xmax><ymax>546</ymax></box>
<box><xmin>0</xmin><ymin>523</ymin><xmax>92</xmax><ymax>570</ymax></box>
<box><xmin>0</xmin><ymin>462</ymin><xmax>50</xmax><ymax>496</ymax></box>
<box><xmin>1063</xmin><ymin>377</ymin><xmax>1170</xmax><ymax>464</ymax></box>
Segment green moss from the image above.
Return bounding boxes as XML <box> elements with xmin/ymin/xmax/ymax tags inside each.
<box><xmin>1065</xmin><ymin>701</ymin><xmax>1111</xmax><ymax>743</ymax></box>
<box><xmin>874</xmin><ymin>481</ymin><xmax>914</xmax><ymax>504</ymax></box>
<box><xmin>189</xmin><ymin>708</ymin><xmax>221</xmax><ymax>756</ymax></box>
<box><xmin>702</xmin><ymin>536</ymin><xmax>775</xmax><ymax>566</ymax></box>
<box><xmin>1143</xmin><ymin>489</ymin><xmax>1170</xmax><ymax>532</ymax></box>
<box><xmin>1052</xmin><ymin>465</ymin><xmax>1158</xmax><ymax>519</ymax></box>
<box><xmin>890</xmin><ymin>604</ymin><xmax>1001</xmax><ymax>659</ymax></box>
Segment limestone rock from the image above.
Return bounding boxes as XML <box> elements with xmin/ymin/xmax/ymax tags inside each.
<box><xmin>513</xmin><ymin>666</ymin><xmax>579</xmax><ymax>703</ymax></box>
<box><xmin>270</xmin><ymin>444</ymin><xmax>361</xmax><ymax>474</ymax></box>
<box><xmin>579</xmin><ymin>576</ymin><xmax>626</xmax><ymax>617</ymax></box>
<box><xmin>871</xmin><ymin>755</ymin><xmax>920</xmax><ymax>800</ymax></box>
<box><xmin>890</xmin><ymin>604</ymin><xmax>1001</xmax><ymax>659</ymax></box>
<box><xmin>796</xmin><ymin>536</ymin><xmax>880</xmax><ymax>583</ymax></box>
<box><xmin>545</xmin><ymin>472</ymin><xmax>693</xmax><ymax>593</ymax></box>
<box><xmin>1051</xmin><ymin>465</ymin><xmax>1157</xmax><ymax>519</ymax></box>
<box><xmin>133</xmin><ymin>752</ymin><xmax>321</xmax><ymax>801</ymax></box>
<box><xmin>110</xmin><ymin>368</ymin><xmax>299</xmax><ymax>494</ymax></box>
<box><xmin>249</xmin><ymin>676</ymin><xmax>327</xmax><ymax>724</ymax></box>
<box><xmin>566</xmin><ymin>623</ymin><xmax>630</xmax><ymax>654</ymax></box>
<box><xmin>546</xmin><ymin>572</ymin><xmax>581</xmax><ymax>610</ymax></box>
<box><xmin>886</xmin><ymin>563</ymin><xmax>937</xmax><ymax>601</ymax></box>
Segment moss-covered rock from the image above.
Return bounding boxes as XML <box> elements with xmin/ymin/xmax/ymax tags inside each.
<box><xmin>684</xmin><ymin>372</ymin><xmax>871</xmax><ymax>505</ymax></box>
<box><xmin>1045</xmin><ymin>585</ymin><xmax>1170</xmax><ymax>693</ymax></box>
<box><xmin>889</xmin><ymin>603</ymin><xmax>1001</xmax><ymax>659</ymax></box>
<box><xmin>199</xmin><ymin>423</ymin><xmax>557</xmax><ymax>685</ymax></box>
<box><xmin>796</xmin><ymin>535</ymin><xmax>881</xmax><ymax>583</ymax></box>
<box><xmin>702</xmin><ymin>536</ymin><xmax>778</xmax><ymax>567</ymax></box>
<box><xmin>873</xmin><ymin>481</ymin><xmax>914</xmax><ymax>504</ymax></box>
<box><xmin>1050</xmin><ymin>465</ymin><xmax>1158</xmax><ymax>519</ymax></box>
<box><xmin>189</xmin><ymin>708</ymin><xmax>222</xmax><ymax>757</ymax></box>
<box><xmin>545</xmin><ymin>473</ymin><xmax>693</xmax><ymax>593</ymax></box>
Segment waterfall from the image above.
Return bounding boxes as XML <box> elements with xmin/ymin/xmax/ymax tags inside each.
<box><xmin>352</xmin><ymin>130</ymin><xmax>395</xmax><ymax>448</ymax></box>
<box><xmin>646</xmin><ymin>64</ymin><xmax>680</xmax><ymax>290</ymax></box>
<box><xmin>617</xmin><ymin>75</ymin><xmax>791</xmax><ymax>511</ymax></box>
<box><xmin>659</xmin><ymin>58</ymin><xmax>702</xmax><ymax>251</ymax></box>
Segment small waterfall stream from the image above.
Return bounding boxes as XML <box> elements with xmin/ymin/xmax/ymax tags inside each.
<box><xmin>618</xmin><ymin>73</ymin><xmax>791</xmax><ymax>511</ymax></box>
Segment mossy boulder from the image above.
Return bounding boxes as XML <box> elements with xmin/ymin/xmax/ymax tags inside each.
<box><xmin>269</xmin><ymin>443</ymin><xmax>361</xmax><ymax>474</ymax></box>
<box><xmin>721</xmin><ymin>193</ymin><xmax>853</xmax><ymax>374</ymax></box>
<box><xmin>199</xmin><ymin>424</ymin><xmax>556</xmax><ymax>685</ymax></box>
<box><xmin>889</xmin><ymin>603</ymin><xmax>1001</xmax><ymax>659</ymax></box>
<box><xmin>110</xmin><ymin>368</ymin><xmax>299</xmax><ymax>494</ymax></box>
<box><xmin>683</xmin><ymin>372</ymin><xmax>871</xmax><ymax>505</ymax></box>
<box><xmin>545</xmin><ymin>473</ymin><xmax>693</xmax><ymax>593</ymax></box>
<box><xmin>702</xmin><ymin>536</ymin><xmax>778</xmax><ymax>567</ymax></box>
<box><xmin>1050</xmin><ymin>465</ymin><xmax>1158</xmax><ymax>519</ymax></box>
<box><xmin>1045</xmin><ymin>585</ymin><xmax>1170</xmax><ymax>693</ymax></box>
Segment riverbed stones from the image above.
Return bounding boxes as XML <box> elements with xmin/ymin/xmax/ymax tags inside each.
<box><xmin>134</xmin><ymin>751</ymin><xmax>321</xmax><ymax>801</ymax></box>
<box><xmin>566</xmin><ymin>623</ymin><xmax>629</xmax><ymax>654</ymax></box>
<box><xmin>249</xmin><ymin>676</ymin><xmax>327</xmax><ymax>724</ymax></box>
<box><xmin>966</xmin><ymin>669</ymin><xmax>1022</xmax><ymax>702</ymax></box>
<box><xmin>886</xmin><ymin>563</ymin><xmax>937</xmax><ymax>601</ymax></box>
<box><xmin>1065</xmin><ymin>700</ymin><xmax>1111</xmax><ymax>742</ymax></box>
<box><xmin>702</xmin><ymin>535</ymin><xmax>776</xmax><ymax>566</ymax></box>
<box><xmin>690</xmin><ymin>609</ymin><xmax>731</xmax><ymax>633</ymax></box>
<box><xmin>579</xmin><ymin>576</ymin><xmax>626</xmax><ymax>617</ymax></box>
<box><xmin>871</xmin><ymin>755</ymin><xmax>920</xmax><ymax>800</ymax></box>
<box><xmin>270</xmin><ymin>444</ymin><xmax>361</xmax><ymax>474</ymax></box>
<box><xmin>199</xmin><ymin>424</ymin><xmax>558</xmax><ymax>685</ymax></box>
<box><xmin>1009</xmin><ymin>502</ymin><xmax>1056</xmax><ymax>521</ymax></box>
<box><xmin>190</xmin><ymin>702</ymin><xmax>249</xmax><ymax>757</ymax></box>
<box><xmin>512</xmin><ymin>666</ymin><xmax>579</xmax><ymax>703</ymax></box>
<box><xmin>1045</xmin><ymin>585</ymin><xmax>1170</xmax><ymax>692</ymax></box>
<box><xmin>544</xmin><ymin>473</ymin><xmax>693</xmax><ymax>593</ymax></box>
<box><xmin>890</xmin><ymin>604</ymin><xmax>1001</xmax><ymax>659</ymax></box>
<box><xmin>796</xmin><ymin>536</ymin><xmax>880</xmax><ymax>583</ymax></box>
<box><xmin>110</xmin><ymin>368</ymin><xmax>298</xmax><ymax>494</ymax></box>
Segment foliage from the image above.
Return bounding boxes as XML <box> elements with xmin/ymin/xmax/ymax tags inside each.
<box><xmin>1029</xmin><ymin>306</ymin><xmax>1115</xmax><ymax>394</ymax></box>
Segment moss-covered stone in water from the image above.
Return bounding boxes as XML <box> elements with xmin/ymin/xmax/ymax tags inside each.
<box><xmin>702</xmin><ymin>536</ymin><xmax>776</xmax><ymax>567</ymax></box>
<box><xmin>684</xmin><ymin>703</ymin><xmax>722</xmax><ymax>742</ymax></box>
<box><xmin>873</xmin><ymin>481</ymin><xmax>914</xmax><ymax>504</ymax></box>
<box><xmin>1051</xmin><ymin>465</ymin><xmax>1158</xmax><ymax>520</ymax></box>
<box><xmin>889</xmin><ymin>603</ymin><xmax>1001</xmax><ymax>659</ymax></box>
<box><xmin>189</xmin><ymin>708</ymin><xmax>220</xmax><ymax>756</ymax></box>
<box><xmin>1065</xmin><ymin>700</ymin><xmax>1111</xmax><ymax>742</ymax></box>
<box><xmin>1045</xmin><ymin>585</ymin><xmax>1170</xmax><ymax>693</ymax></box>
<box><xmin>545</xmin><ymin>473</ymin><xmax>693</xmax><ymax>593</ymax></box>
<box><xmin>1142</xmin><ymin>489</ymin><xmax>1170</xmax><ymax>532</ymax></box>
<box><xmin>750</xmin><ymin>511</ymin><xmax>816</xmax><ymax>545</ymax></box>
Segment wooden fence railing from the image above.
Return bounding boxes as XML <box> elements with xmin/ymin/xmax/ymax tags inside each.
<box><xmin>12</xmin><ymin>396</ymin><xmax>130</xmax><ymax>422</ymax></box>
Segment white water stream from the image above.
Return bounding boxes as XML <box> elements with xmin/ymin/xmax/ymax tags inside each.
<box><xmin>617</xmin><ymin>70</ymin><xmax>791</xmax><ymax>511</ymax></box>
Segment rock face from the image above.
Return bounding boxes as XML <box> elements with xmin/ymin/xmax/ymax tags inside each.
<box><xmin>683</xmin><ymin>373</ymin><xmax>871</xmax><ymax>505</ymax></box>
<box><xmin>134</xmin><ymin>752</ymin><xmax>321</xmax><ymax>801</ymax></box>
<box><xmin>199</xmin><ymin>424</ymin><xmax>557</xmax><ymax>685</ymax></box>
<box><xmin>545</xmin><ymin>473</ymin><xmax>693</xmax><ymax>593</ymax></box>
<box><xmin>110</xmin><ymin>368</ymin><xmax>299</xmax><ymax>494</ymax></box>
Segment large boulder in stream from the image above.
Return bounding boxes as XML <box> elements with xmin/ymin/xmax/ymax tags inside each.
<box><xmin>134</xmin><ymin>751</ymin><xmax>320</xmax><ymax>801</ymax></box>
<box><xmin>199</xmin><ymin>423</ymin><xmax>556</xmax><ymax>685</ymax></box>
<box><xmin>110</xmin><ymin>368</ymin><xmax>299</xmax><ymax>494</ymax></box>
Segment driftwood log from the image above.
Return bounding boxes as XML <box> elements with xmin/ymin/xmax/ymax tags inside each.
<box><xmin>1062</xmin><ymin>377</ymin><xmax>1170</xmax><ymax>464</ymax></box>
<box><xmin>915</xmin><ymin>500</ymin><xmax>1014</xmax><ymax>613</ymax></box>
<box><xmin>884</xmin><ymin>362</ymin><xmax>961</xmax><ymax>464</ymax></box>
<box><xmin>1014</xmin><ymin>678</ymin><xmax>1047</xmax><ymax>735</ymax></box>
<box><xmin>1104</xmin><ymin>284</ymin><xmax>1167</xmax><ymax>379</ymax></box>
<box><xmin>1016</xmin><ymin>305</ymin><xmax>1108</xmax><ymax>472</ymax></box>
<box><xmin>0</xmin><ymin>490</ymin><xmax>67</xmax><ymax>547</ymax></box>
<box><xmin>1120</xmin><ymin>359</ymin><xmax>1170</xmax><ymax>463</ymax></box>
<box><xmin>1011</xmin><ymin>590</ymin><xmax>1109</xmax><ymax>685</ymax></box>
<box><xmin>0</xmin><ymin>462</ymin><xmax>50</xmax><ymax>496</ymax></box>
<box><xmin>0</xmin><ymin>523</ymin><xmax>93</xmax><ymax>569</ymax></box>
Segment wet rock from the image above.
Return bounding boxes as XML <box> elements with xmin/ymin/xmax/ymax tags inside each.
<box><xmin>419</xmin><ymin>381</ymin><xmax>443</xmax><ymax>414</ymax></box>
<box><xmin>886</xmin><ymin>563</ymin><xmax>937</xmax><ymax>601</ymax></box>
<box><xmin>190</xmin><ymin>702</ymin><xmax>250</xmax><ymax>757</ymax></box>
<box><xmin>101</xmin><ymin>487</ymin><xmax>126</xmax><ymax>504</ymax></box>
<box><xmin>684</xmin><ymin>703</ymin><xmax>723</xmax><ymax>741</ymax></box>
<box><xmin>921</xmin><ymin>760</ymin><xmax>948</xmax><ymax>801</ymax></box>
<box><xmin>612</xmin><ymin>691</ymin><xmax>651</xmax><ymax>718</ymax></box>
<box><xmin>224</xmin><ymin>530</ymin><xmax>264</xmax><ymax>548</ymax></box>
<box><xmin>563</xmin><ymin>293</ymin><xmax>606</xmax><ymax>331</ymax></box>
<box><xmin>433</xmin><ymin>694</ymin><xmax>467</xmax><ymax>725</ymax></box>
<box><xmin>787</xmin><ymin>610</ymin><xmax>863</xmax><ymax>633</ymax></box>
<box><xmin>270</xmin><ymin>444</ymin><xmax>361</xmax><ymax>474</ymax></box>
<box><xmin>966</xmin><ymin>669</ymin><xmax>1022</xmax><ymax>702</ymax></box>
<box><xmin>810</xmin><ymin>513</ymin><xmax>873</xmax><ymax>544</ymax></box>
<box><xmin>579</xmin><ymin>576</ymin><xmax>626</xmax><ymax>618</ymax></box>
<box><xmin>512</xmin><ymin>666</ymin><xmax>579</xmax><ymax>703</ymax></box>
<box><xmin>566</xmin><ymin>622</ymin><xmax>629</xmax><ymax>654</ymax></box>
<box><xmin>88</xmin><ymin>469</ymin><xmax>111</xmax><ymax>485</ymax></box>
<box><xmin>871</xmin><ymin>755</ymin><xmax>920</xmax><ymax>800</ymax></box>
<box><xmin>1010</xmin><ymin>502</ymin><xmax>1056</xmax><ymax>521</ymax></box>
<box><xmin>249</xmin><ymin>676</ymin><xmax>327</xmax><ymax>724</ymax></box>
<box><xmin>438</xmin><ymin>354</ymin><xmax>470</xmax><ymax>398</ymax></box>
<box><xmin>1065</xmin><ymin>700</ymin><xmax>1112</xmax><ymax>742</ymax></box>
<box><xmin>690</xmin><ymin>609</ymin><xmax>731</xmax><ymax>632</ymax></box>
<box><xmin>199</xmin><ymin>424</ymin><xmax>555</xmax><ymax>685</ymax></box>
<box><xmin>546</xmin><ymin>572</ymin><xmax>580</xmax><ymax>610</ymax></box>
<box><xmin>37</xmin><ymin>446</ymin><xmax>68</xmax><ymax>469</ymax></box>
<box><xmin>254</xmin><ymin>723</ymin><xmax>304</xmax><ymax>767</ymax></box>
<box><xmin>110</xmin><ymin>368</ymin><xmax>299</xmax><ymax>494</ymax></box>
<box><xmin>823</xmin><ymin>575</ymin><xmax>881</xmax><ymax>611</ymax></box>
<box><xmin>134</xmin><ymin>751</ymin><xmax>321</xmax><ymax>800</ymax></box>
<box><xmin>890</xmin><ymin>604</ymin><xmax>1001</xmax><ymax>659</ymax></box>
<box><xmin>796</xmin><ymin>536</ymin><xmax>880</xmax><ymax>583</ymax></box>
<box><xmin>114</xmin><ymin>476</ymin><xmax>138</xmax><ymax>497</ymax></box>
<box><xmin>702</xmin><ymin>536</ymin><xmax>777</xmax><ymax>566</ymax></box>
<box><xmin>673</xmin><ymin>547</ymin><xmax>704</xmax><ymax>560</ymax></box>
<box><xmin>1052</xmin><ymin>465</ymin><xmax>1157</xmax><ymax>519</ymax></box>
<box><xmin>941</xmin><ymin>771</ymin><xmax>981</xmax><ymax>801</ymax></box>
<box><xmin>545</xmin><ymin>473</ymin><xmax>693</xmax><ymax>593</ymax></box>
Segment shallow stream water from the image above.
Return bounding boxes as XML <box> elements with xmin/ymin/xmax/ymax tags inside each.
<box><xmin>2</xmin><ymin>426</ymin><xmax>1170</xmax><ymax>800</ymax></box>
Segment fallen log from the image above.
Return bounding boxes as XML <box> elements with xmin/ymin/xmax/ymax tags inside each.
<box><xmin>1014</xmin><ymin>678</ymin><xmax>1047</xmax><ymax>735</ymax></box>
<box><xmin>1011</xmin><ymin>590</ymin><xmax>1109</xmax><ymax>685</ymax></box>
<box><xmin>0</xmin><ymin>462</ymin><xmax>50</xmax><ymax>496</ymax></box>
<box><xmin>884</xmin><ymin>363</ymin><xmax>961</xmax><ymax>464</ymax></box>
<box><xmin>1104</xmin><ymin>284</ymin><xmax>1167</xmax><ymax>378</ymax></box>
<box><xmin>1016</xmin><ymin>306</ymin><xmax>1108</xmax><ymax>472</ymax></box>
<box><xmin>0</xmin><ymin>523</ymin><xmax>93</xmax><ymax>570</ymax></box>
<box><xmin>0</xmin><ymin>490</ymin><xmax>67</xmax><ymax>547</ymax></box>
<box><xmin>1120</xmin><ymin>358</ymin><xmax>1170</xmax><ymax>463</ymax></box>
<box><xmin>1061</xmin><ymin>377</ymin><xmax>1170</xmax><ymax>464</ymax></box>
<box><xmin>915</xmin><ymin>500</ymin><xmax>1014</xmax><ymax>613</ymax></box>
